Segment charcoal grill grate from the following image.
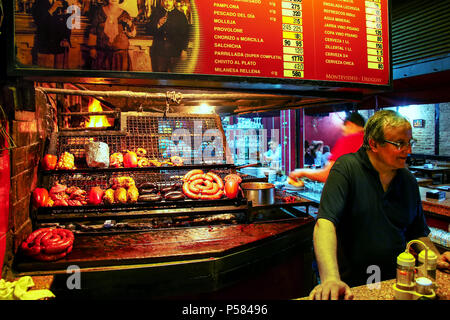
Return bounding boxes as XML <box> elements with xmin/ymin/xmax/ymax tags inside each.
<box><xmin>55</xmin><ymin>112</ymin><xmax>227</xmax><ymax>165</ymax></box>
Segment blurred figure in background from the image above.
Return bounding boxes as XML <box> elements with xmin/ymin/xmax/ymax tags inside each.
<box><xmin>263</xmin><ymin>140</ymin><xmax>282</xmax><ymax>170</ymax></box>
<box><xmin>290</xmin><ymin>112</ymin><xmax>366</xmax><ymax>183</ymax></box>
<box><xmin>312</xmin><ymin>141</ymin><xmax>324</xmax><ymax>168</ymax></box>
<box><xmin>321</xmin><ymin>145</ymin><xmax>331</xmax><ymax>167</ymax></box>
<box><xmin>304</xmin><ymin>140</ymin><xmax>314</xmax><ymax>166</ymax></box>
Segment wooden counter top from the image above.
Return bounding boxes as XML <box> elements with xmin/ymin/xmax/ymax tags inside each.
<box><xmin>350</xmin><ymin>270</ymin><xmax>450</xmax><ymax>300</ymax></box>
<box><xmin>297</xmin><ymin>270</ymin><xmax>449</xmax><ymax>300</ymax></box>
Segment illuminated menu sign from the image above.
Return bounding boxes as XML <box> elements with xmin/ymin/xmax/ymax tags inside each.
<box><xmin>11</xmin><ymin>0</ymin><xmax>390</xmax><ymax>88</ymax></box>
<box><xmin>194</xmin><ymin>0</ymin><xmax>390</xmax><ymax>86</ymax></box>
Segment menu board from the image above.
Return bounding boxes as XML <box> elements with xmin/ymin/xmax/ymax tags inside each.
<box><xmin>10</xmin><ymin>0</ymin><xmax>391</xmax><ymax>88</ymax></box>
<box><xmin>195</xmin><ymin>0</ymin><xmax>390</xmax><ymax>85</ymax></box>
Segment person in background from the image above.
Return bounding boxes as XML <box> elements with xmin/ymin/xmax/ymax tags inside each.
<box><xmin>321</xmin><ymin>145</ymin><xmax>331</xmax><ymax>167</ymax></box>
<box><xmin>88</xmin><ymin>0</ymin><xmax>136</xmax><ymax>71</ymax></box>
<box><xmin>146</xmin><ymin>0</ymin><xmax>189</xmax><ymax>72</ymax></box>
<box><xmin>304</xmin><ymin>140</ymin><xmax>314</xmax><ymax>166</ymax></box>
<box><xmin>312</xmin><ymin>141</ymin><xmax>324</xmax><ymax>168</ymax></box>
<box><xmin>309</xmin><ymin>110</ymin><xmax>450</xmax><ymax>300</ymax></box>
<box><xmin>263</xmin><ymin>140</ymin><xmax>282</xmax><ymax>170</ymax></box>
<box><xmin>32</xmin><ymin>0</ymin><xmax>72</xmax><ymax>69</ymax></box>
<box><xmin>289</xmin><ymin>112</ymin><xmax>366</xmax><ymax>183</ymax></box>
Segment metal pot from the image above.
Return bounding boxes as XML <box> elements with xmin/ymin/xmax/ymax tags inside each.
<box><xmin>241</xmin><ymin>182</ymin><xmax>275</xmax><ymax>206</ymax></box>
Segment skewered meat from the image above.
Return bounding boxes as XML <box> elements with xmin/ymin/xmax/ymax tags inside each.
<box><xmin>104</xmin><ymin>188</ymin><xmax>115</xmax><ymax>204</ymax></box>
<box><xmin>56</xmin><ymin>152</ymin><xmax>75</xmax><ymax>170</ymax></box>
<box><xmin>137</xmin><ymin>157</ymin><xmax>149</xmax><ymax>167</ymax></box>
<box><xmin>114</xmin><ymin>187</ymin><xmax>128</xmax><ymax>204</ymax></box>
<box><xmin>110</xmin><ymin>176</ymin><xmax>136</xmax><ymax>189</ymax></box>
<box><xmin>110</xmin><ymin>152</ymin><xmax>123</xmax><ymax>168</ymax></box>
<box><xmin>136</xmin><ymin>148</ymin><xmax>147</xmax><ymax>157</ymax></box>
<box><xmin>170</xmin><ymin>156</ymin><xmax>183</xmax><ymax>166</ymax></box>
<box><xmin>127</xmin><ymin>186</ymin><xmax>140</xmax><ymax>203</ymax></box>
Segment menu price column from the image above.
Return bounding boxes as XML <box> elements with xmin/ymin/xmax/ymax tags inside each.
<box><xmin>281</xmin><ymin>0</ymin><xmax>304</xmax><ymax>78</ymax></box>
<box><xmin>365</xmin><ymin>0</ymin><xmax>384</xmax><ymax>70</ymax></box>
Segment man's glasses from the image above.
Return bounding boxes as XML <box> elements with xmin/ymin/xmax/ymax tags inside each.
<box><xmin>383</xmin><ymin>139</ymin><xmax>417</xmax><ymax>150</ymax></box>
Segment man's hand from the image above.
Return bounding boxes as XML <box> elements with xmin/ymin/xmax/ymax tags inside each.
<box><xmin>437</xmin><ymin>251</ymin><xmax>450</xmax><ymax>270</ymax></box>
<box><xmin>309</xmin><ymin>280</ymin><xmax>354</xmax><ymax>300</ymax></box>
<box><xmin>289</xmin><ymin>169</ymin><xmax>305</xmax><ymax>180</ymax></box>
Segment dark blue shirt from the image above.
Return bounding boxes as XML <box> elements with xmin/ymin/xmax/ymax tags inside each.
<box><xmin>317</xmin><ymin>147</ymin><xmax>430</xmax><ymax>286</ymax></box>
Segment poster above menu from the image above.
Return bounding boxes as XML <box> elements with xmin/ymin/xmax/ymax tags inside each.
<box><xmin>11</xmin><ymin>0</ymin><xmax>391</xmax><ymax>89</ymax></box>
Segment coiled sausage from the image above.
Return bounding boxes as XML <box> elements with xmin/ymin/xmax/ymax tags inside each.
<box><xmin>183</xmin><ymin>169</ymin><xmax>204</xmax><ymax>182</ymax></box>
<box><xmin>205</xmin><ymin>172</ymin><xmax>224</xmax><ymax>189</ymax></box>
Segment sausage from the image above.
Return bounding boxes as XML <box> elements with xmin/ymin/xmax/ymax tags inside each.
<box><xmin>60</xmin><ymin>228</ymin><xmax>74</xmax><ymax>242</ymax></box>
<box><xmin>200</xmin><ymin>190</ymin><xmax>224</xmax><ymax>200</ymax></box>
<box><xmin>193</xmin><ymin>179</ymin><xmax>213</xmax><ymax>190</ymax></box>
<box><xmin>34</xmin><ymin>247</ymin><xmax>72</xmax><ymax>261</ymax></box>
<box><xmin>206</xmin><ymin>172</ymin><xmax>224</xmax><ymax>189</ymax></box>
<box><xmin>182</xmin><ymin>182</ymin><xmax>201</xmax><ymax>199</ymax></box>
<box><xmin>188</xmin><ymin>173</ymin><xmax>205</xmax><ymax>182</ymax></box>
<box><xmin>164</xmin><ymin>191</ymin><xmax>185</xmax><ymax>201</ymax></box>
<box><xmin>160</xmin><ymin>185</ymin><xmax>176</xmax><ymax>194</ymax></box>
<box><xmin>138</xmin><ymin>194</ymin><xmax>162</xmax><ymax>202</ymax></box>
<box><xmin>22</xmin><ymin>228</ymin><xmax>52</xmax><ymax>247</ymax></box>
<box><xmin>190</xmin><ymin>179</ymin><xmax>213</xmax><ymax>192</ymax></box>
<box><xmin>183</xmin><ymin>169</ymin><xmax>204</xmax><ymax>182</ymax></box>
<box><xmin>39</xmin><ymin>229</ymin><xmax>73</xmax><ymax>254</ymax></box>
<box><xmin>139</xmin><ymin>188</ymin><xmax>157</xmax><ymax>195</ymax></box>
<box><xmin>202</xmin><ymin>174</ymin><xmax>214</xmax><ymax>182</ymax></box>
<box><xmin>138</xmin><ymin>182</ymin><xmax>157</xmax><ymax>189</ymax></box>
<box><xmin>200</xmin><ymin>182</ymin><xmax>219</xmax><ymax>195</ymax></box>
<box><xmin>42</xmin><ymin>234</ymin><xmax>72</xmax><ymax>254</ymax></box>
<box><xmin>188</xmin><ymin>179</ymin><xmax>203</xmax><ymax>194</ymax></box>
<box><xmin>21</xmin><ymin>228</ymin><xmax>74</xmax><ymax>260</ymax></box>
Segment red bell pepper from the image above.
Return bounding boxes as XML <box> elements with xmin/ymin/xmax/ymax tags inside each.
<box><xmin>42</xmin><ymin>154</ymin><xmax>58</xmax><ymax>170</ymax></box>
<box><xmin>32</xmin><ymin>188</ymin><xmax>49</xmax><ymax>208</ymax></box>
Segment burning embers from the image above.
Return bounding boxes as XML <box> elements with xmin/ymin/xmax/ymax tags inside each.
<box><xmin>62</xmin><ymin>97</ymin><xmax>116</xmax><ymax>130</ymax></box>
<box><xmin>85</xmin><ymin>98</ymin><xmax>112</xmax><ymax>129</ymax></box>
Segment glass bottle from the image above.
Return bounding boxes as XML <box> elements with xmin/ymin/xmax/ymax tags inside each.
<box><xmin>417</xmin><ymin>249</ymin><xmax>437</xmax><ymax>285</ymax></box>
<box><xmin>396</xmin><ymin>252</ymin><xmax>415</xmax><ymax>290</ymax></box>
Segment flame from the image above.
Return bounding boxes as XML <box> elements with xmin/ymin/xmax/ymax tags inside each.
<box><xmin>86</xmin><ymin>98</ymin><xmax>111</xmax><ymax>128</ymax></box>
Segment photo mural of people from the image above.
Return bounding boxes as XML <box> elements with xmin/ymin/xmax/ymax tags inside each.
<box><xmin>146</xmin><ymin>0</ymin><xmax>189</xmax><ymax>72</ymax></box>
<box><xmin>14</xmin><ymin>0</ymin><xmax>194</xmax><ymax>72</ymax></box>
<box><xmin>87</xmin><ymin>0</ymin><xmax>137</xmax><ymax>71</ymax></box>
<box><xmin>32</xmin><ymin>0</ymin><xmax>73</xmax><ymax>68</ymax></box>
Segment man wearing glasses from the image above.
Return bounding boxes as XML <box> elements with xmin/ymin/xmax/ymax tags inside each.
<box><xmin>309</xmin><ymin>110</ymin><xmax>450</xmax><ymax>300</ymax></box>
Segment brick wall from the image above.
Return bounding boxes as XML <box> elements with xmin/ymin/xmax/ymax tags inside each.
<box><xmin>439</xmin><ymin>102</ymin><xmax>450</xmax><ymax>156</ymax></box>
<box><xmin>397</xmin><ymin>104</ymin><xmax>436</xmax><ymax>155</ymax></box>
<box><xmin>2</xmin><ymin>88</ymin><xmax>45</xmax><ymax>279</ymax></box>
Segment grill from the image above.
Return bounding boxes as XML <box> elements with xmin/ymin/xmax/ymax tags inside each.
<box><xmin>52</xmin><ymin>112</ymin><xmax>227</xmax><ymax>165</ymax></box>
<box><xmin>36</xmin><ymin>111</ymin><xmax>248</xmax><ymax>233</ymax></box>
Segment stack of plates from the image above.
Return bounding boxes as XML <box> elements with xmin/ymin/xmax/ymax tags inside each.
<box><xmin>284</xmin><ymin>181</ymin><xmax>304</xmax><ymax>191</ymax></box>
